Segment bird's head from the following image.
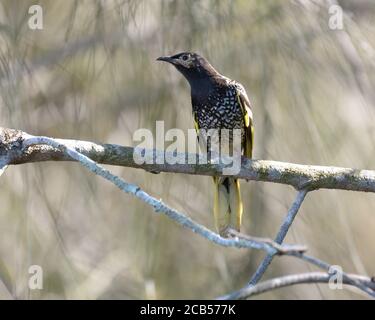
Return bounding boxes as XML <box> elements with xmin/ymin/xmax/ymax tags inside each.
<box><xmin>157</xmin><ymin>52</ymin><xmax>218</xmax><ymax>85</ymax></box>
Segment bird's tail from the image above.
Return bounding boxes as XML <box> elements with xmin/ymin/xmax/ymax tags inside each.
<box><xmin>213</xmin><ymin>176</ymin><xmax>243</xmax><ymax>236</ymax></box>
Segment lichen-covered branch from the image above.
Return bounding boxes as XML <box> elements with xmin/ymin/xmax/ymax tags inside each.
<box><xmin>2</xmin><ymin>127</ymin><xmax>375</xmax><ymax>193</ymax></box>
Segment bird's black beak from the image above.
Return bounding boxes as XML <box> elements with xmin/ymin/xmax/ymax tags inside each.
<box><xmin>156</xmin><ymin>56</ymin><xmax>174</xmax><ymax>63</ymax></box>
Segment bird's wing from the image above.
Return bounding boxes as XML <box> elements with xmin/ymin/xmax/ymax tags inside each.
<box><xmin>192</xmin><ymin>111</ymin><xmax>200</xmax><ymax>134</ymax></box>
<box><xmin>235</xmin><ymin>84</ymin><xmax>254</xmax><ymax>158</ymax></box>
<box><xmin>192</xmin><ymin>110</ymin><xmax>202</xmax><ymax>145</ymax></box>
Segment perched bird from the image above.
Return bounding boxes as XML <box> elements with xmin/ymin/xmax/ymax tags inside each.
<box><xmin>157</xmin><ymin>52</ymin><xmax>253</xmax><ymax>236</ymax></box>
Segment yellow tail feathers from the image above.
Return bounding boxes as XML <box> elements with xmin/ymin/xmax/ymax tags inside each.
<box><xmin>213</xmin><ymin>177</ymin><xmax>243</xmax><ymax>236</ymax></box>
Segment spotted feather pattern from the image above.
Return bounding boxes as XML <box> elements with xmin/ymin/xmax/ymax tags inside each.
<box><xmin>192</xmin><ymin>76</ymin><xmax>250</xmax><ymax>151</ymax></box>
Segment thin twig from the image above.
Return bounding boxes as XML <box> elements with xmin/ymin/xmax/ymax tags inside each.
<box><xmin>249</xmin><ymin>189</ymin><xmax>308</xmax><ymax>285</ymax></box>
<box><xmin>218</xmin><ymin>272</ymin><xmax>375</xmax><ymax>300</ymax></box>
<box><xmin>22</xmin><ymin>135</ymin><xmax>302</xmax><ymax>256</ymax></box>
<box><xmin>243</xmin><ymin>188</ymin><xmax>375</xmax><ymax>298</ymax></box>
<box><xmin>227</xmin><ymin>229</ymin><xmax>307</xmax><ymax>254</ymax></box>
<box><xmin>289</xmin><ymin>253</ymin><xmax>375</xmax><ymax>297</ymax></box>
<box><xmin>2</xmin><ymin>128</ymin><xmax>375</xmax><ymax>299</ymax></box>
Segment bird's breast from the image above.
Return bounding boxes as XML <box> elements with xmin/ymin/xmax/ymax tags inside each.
<box><xmin>192</xmin><ymin>86</ymin><xmax>244</xmax><ymax>130</ymax></box>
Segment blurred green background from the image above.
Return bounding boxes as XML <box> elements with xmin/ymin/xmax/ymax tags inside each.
<box><xmin>1</xmin><ymin>0</ymin><xmax>375</xmax><ymax>299</ymax></box>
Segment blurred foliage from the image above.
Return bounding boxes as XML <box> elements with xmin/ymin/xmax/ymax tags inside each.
<box><xmin>1</xmin><ymin>0</ymin><xmax>375</xmax><ymax>299</ymax></box>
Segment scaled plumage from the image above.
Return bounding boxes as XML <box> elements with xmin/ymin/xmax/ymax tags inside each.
<box><xmin>157</xmin><ymin>52</ymin><xmax>254</xmax><ymax>236</ymax></box>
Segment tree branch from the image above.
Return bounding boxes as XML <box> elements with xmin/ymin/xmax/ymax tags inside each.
<box><xmin>220</xmin><ymin>250</ymin><xmax>375</xmax><ymax>299</ymax></box>
<box><xmin>2</xmin><ymin>127</ymin><xmax>375</xmax><ymax>299</ymax></box>
<box><xmin>219</xmin><ymin>190</ymin><xmax>375</xmax><ymax>299</ymax></box>
<box><xmin>18</xmin><ymin>134</ymin><xmax>303</xmax><ymax>256</ymax></box>
<box><xmin>218</xmin><ymin>272</ymin><xmax>375</xmax><ymax>299</ymax></box>
<box><xmin>2</xmin><ymin>127</ymin><xmax>375</xmax><ymax>192</ymax></box>
<box><xmin>249</xmin><ymin>190</ymin><xmax>308</xmax><ymax>285</ymax></box>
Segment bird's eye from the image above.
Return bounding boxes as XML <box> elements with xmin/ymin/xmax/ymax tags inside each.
<box><xmin>181</xmin><ymin>55</ymin><xmax>189</xmax><ymax>61</ymax></box>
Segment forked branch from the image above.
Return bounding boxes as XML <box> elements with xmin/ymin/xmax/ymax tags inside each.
<box><xmin>1</xmin><ymin>127</ymin><xmax>374</xmax><ymax>299</ymax></box>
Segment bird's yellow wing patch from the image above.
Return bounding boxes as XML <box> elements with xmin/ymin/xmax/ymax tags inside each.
<box><xmin>193</xmin><ymin>111</ymin><xmax>200</xmax><ymax>135</ymax></box>
<box><xmin>235</xmin><ymin>86</ymin><xmax>254</xmax><ymax>158</ymax></box>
